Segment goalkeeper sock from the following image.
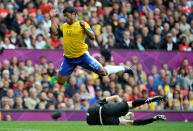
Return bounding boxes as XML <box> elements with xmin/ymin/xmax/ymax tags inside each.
<box><xmin>133</xmin><ymin>118</ymin><xmax>155</xmax><ymax>125</ymax></box>
<box><xmin>132</xmin><ymin>99</ymin><xmax>146</xmax><ymax>108</ymax></box>
<box><xmin>104</xmin><ymin>65</ymin><xmax>125</xmax><ymax>75</ymax></box>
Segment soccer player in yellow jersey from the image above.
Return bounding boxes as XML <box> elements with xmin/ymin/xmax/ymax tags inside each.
<box><xmin>50</xmin><ymin>6</ymin><xmax>133</xmax><ymax>86</ymax></box>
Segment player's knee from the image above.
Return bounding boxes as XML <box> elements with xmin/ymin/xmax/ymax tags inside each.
<box><xmin>57</xmin><ymin>79</ymin><xmax>65</xmax><ymax>86</ymax></box>
<box><xmin>98</xmin><ymin>68</ymin><xmax>108</xmax><ymax>76</ymax></box>
<box><xmin>57</xmin><ymin>75</ymin><xmax>65</xmax><ymax>86</ymax></box>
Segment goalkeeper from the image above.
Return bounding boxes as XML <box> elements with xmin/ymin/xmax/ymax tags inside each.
<box><xmin>86</xmin><ymin>95</ymin><xmax>166</xmax><ymax>125</ymax></box>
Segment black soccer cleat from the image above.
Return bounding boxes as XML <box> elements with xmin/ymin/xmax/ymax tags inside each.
<box><xmin>153</xmin><ymin>115</ymin><xmax>166</xmax><ymax>121</ymax></box>
<box><xmin>145</xmin><ymin>96</ymin><xmax>165</xmax><ymax>103</ymax></box>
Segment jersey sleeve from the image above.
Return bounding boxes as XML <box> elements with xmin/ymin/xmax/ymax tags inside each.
<box><xmin>85</xmin><ymin>22</ymin><xmax>92</xmax><ymax>32</ymax></box>
<box><xmin>57</xmin><ymin>25</ymin><xmax>63</xmax><ymax>37</ymax></box>
<box><xmin>96</xmin><ymin>99</ymin><xmax>108</xmax><ymax>105</ymax></box>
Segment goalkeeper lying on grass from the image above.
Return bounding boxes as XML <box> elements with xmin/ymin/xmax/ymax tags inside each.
<box><xmin>86</xmin><ymin>95</ymin><xmax>166</xmax><ymax>125</ymax></box>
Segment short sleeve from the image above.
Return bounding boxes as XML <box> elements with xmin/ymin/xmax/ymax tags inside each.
<box><xmin>85</xmin><ymin>22</ymin><xmax>92</xmax><ymax>32</ymax></box>
<box><xmin>96</xmin><ymin>99</ymin><xmax>107</xmax><ymax>105</ymax></box>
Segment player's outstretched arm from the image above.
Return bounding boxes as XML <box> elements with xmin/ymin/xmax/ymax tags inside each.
<box><xmin>105</xmin><ymin>95</ymin><xmax>121</xmax><ymax>103</ymax></box>
<box><xmin>50</xmin><ymin>8</ymin><xmax>58</xmax><ymax>36</ymax></box>
<box><xmin>80</xmin><ymin>20</ymin><xmax>95</xmax><ymax>40</ymax></box>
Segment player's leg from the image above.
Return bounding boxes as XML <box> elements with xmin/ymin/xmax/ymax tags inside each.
<box><xmin>101</xmin><ymin>95</ymin><xmax>164</xmax><ymax>125</ymax></box>
<box><xmin>79</xmin><ymin>52</ymin><xmax>133</xmax><ymax>76</ymax></box>
<box><xmin>127</xmin><ymin>96</ymin><xmax>165</xmax><ymax>109</ymax></box>
<box><xmin>102</xmin><ymin>96</ymin><xmax>164</xmax><ymax>118</ymax></box>
<box><xmin>119</xmin><ymin>115</ymin><xmax>166</xmax><ymax>126</ymax></box>
<box><xmin>100</xmin><ymin>64</ymin><xmax>134</xmax><ymax>76</ymax></box>
<box><xmin>57</xmin><ymin>56</ymin><xmax>76</xmax><ymax>86</ymax></box>
<box><xmin>101</xmin><ymin>95</ymin><xmax>164</xmax><ymax>124</ymax></box>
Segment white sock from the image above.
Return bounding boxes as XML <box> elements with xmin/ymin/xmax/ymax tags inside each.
<box><xmin>104</xmin><ymin>65</ymin><xmax>125</xmax><ymax>75</ymax></box>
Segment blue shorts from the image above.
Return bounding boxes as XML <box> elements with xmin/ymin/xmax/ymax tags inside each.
<box><xmin>58</xmin><ymin>52</ymin><xmax>102</xmax><ymax>76</ymax></box>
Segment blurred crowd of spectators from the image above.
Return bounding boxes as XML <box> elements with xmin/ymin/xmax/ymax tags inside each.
<box><xmin>0</xmin><ymin>55</ymin><xmax>193</xmax><ymax>111</ymax></box>
<box><xmin>0</xmin><ymin>0</ymin><xmax>193</xmax><ymax>51</ymax></box>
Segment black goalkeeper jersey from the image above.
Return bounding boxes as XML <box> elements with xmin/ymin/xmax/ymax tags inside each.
<box><xmin>86</xmin><ymin>99</ymin><xmax>107</xmax><ymax>125</ymax></box>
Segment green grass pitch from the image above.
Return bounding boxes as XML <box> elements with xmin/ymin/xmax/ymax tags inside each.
<box><xmin>0</xmin><ymin>121</ymin><xmax>193</xmax><ymax>131</ymax></box>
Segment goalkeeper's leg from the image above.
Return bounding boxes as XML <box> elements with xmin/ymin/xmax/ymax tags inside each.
<box><xmin>127</xmin><ymin>96</ymin><xmax>165</xmax><ymax>109</ymax></box>
<box><xmin>119</xmin><ymin>115</ymin><xmax>166</xmax><ymax>126</ymax></box>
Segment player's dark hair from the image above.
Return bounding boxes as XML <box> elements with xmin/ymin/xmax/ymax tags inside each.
<box><xmin>63</xmin><ymin>6</ymin><xmax>77</xmax><ymax>14</ymax></box>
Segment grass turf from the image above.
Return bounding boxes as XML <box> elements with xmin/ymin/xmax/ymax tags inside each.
<box><xmin>0</xmin><ymin>121</ymin><xmax>193</xmax><ymax>131</ymax></box>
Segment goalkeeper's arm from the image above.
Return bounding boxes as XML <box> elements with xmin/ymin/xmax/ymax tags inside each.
<box><xmin>105</xmin><ymin>95</ymin><xmax>121</xmax><ymax>103</ymax></box>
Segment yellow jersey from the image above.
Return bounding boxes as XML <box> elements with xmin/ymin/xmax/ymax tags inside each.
<box><xmin>59</xmin><ymin>21</ymin><xmax>91</xmax><ymax>58</ymax></box>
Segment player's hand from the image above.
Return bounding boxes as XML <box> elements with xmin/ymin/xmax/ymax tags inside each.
<box><xmin>80</xmin><ymin>20</ymin><xmax>85</xmax><ymax>29</ymax></box>
<box><xmin>50</xmin><ymin>8</ymin><xmax>57</xmax><ymax>18</ymax></box>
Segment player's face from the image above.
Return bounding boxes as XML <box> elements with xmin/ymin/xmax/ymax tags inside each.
<box><xmin>64</xmin><ymin>12</ymin><xmax>74</xmax><ymax>25</ymax></box>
